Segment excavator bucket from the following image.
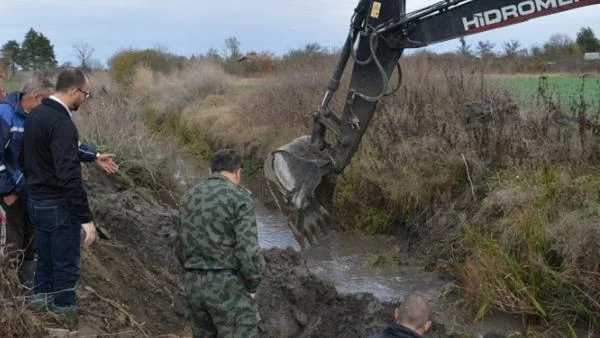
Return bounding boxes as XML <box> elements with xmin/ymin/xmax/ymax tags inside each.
<box><xmin>264</xmin><ymin>135</ymin><xmax>337</xmax><ymax>248</ymax></box>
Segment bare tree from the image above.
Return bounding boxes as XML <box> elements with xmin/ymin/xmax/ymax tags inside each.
<box><xmin>224</xmin><ymin>37</ymin><xmax>242</xmax><ymax>61</ymax></box>
<box><xmin>456</xmin><ymin>37</ymin><xmax>472</xmax><ymax>56</ymax></box>
<box><xmin>503</xmin><ymin>40</ymin><xmax>521</xmax><ymax>58</ymax></box>
<box><xmin>72</xmin><ymin>42</ymin><xmax>95</xmax><ymax>71</ymax></box>
<box><xmin>476</xmin><ymin>40</ymin><xmax>496</xmax><ymax>59</ymax></box>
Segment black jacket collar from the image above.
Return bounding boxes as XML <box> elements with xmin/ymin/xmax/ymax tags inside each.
<box><xmin>41</xmin><ymin>97</ymin><xmax>71</xmax><ymax>117</ymax></box>
<box><xmin>384</xmin><ymin>323</ymin><xmax>422</xmax><ymax>338</ymax></box>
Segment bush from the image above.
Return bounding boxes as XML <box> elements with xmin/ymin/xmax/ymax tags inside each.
<box><xmin>107</xmin><ymin>48</ymin><xmax>186</xmax><ymax>89</ymax></box>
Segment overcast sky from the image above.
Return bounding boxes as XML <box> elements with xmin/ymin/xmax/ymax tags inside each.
<box><xmin>1</xmin><ymin>0</ymin><xmax>599</xmax><ymax>66</ymax></box>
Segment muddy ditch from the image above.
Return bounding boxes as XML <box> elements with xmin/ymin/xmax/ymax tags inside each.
<box><xmin>5</xmin><ymin>165</ymin><xmax>528</xmax><ymax>337</ymax></box>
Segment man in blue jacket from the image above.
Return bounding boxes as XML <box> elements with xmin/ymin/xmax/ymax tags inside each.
<box><xmin>0</xmin><ymin>78</ymin><xmax>118</xmax><ymax>293</ymax></box>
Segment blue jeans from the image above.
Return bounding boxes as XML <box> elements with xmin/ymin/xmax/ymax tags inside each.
<box><xmin>28</xmin><ymin>198</ymin><xmax>81</xmax><ymax>307</ymax></box>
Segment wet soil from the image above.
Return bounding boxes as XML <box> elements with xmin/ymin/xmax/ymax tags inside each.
<box><xmin>7</xmin><ymin>165</ymin><xmax>527</xmax><ymax>337</ymax></box>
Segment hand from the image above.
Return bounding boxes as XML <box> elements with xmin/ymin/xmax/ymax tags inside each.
<box><xmin>249</xmin><ymin>293</ymin><xmax>256</xmax><ymax>300</ymax></box>
<box><xmin>81</xmin><ymin>222</ymin><xmax>97</xmax><ymax>247</ymax></box>
<box><xmin>3</xmin><ymin>193</ymin><xmax>18</xmax><ymax>206</ymax></box>
<box><xmin>96</xmin><ymin>153</ymin><xmax>119</xmax><ymax>174</ymax></box>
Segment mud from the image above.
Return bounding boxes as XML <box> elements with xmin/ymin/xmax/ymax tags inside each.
<box><xmin>72</xmin><ymin>166</ymin><xmax>401</xmax><ymax>337</ymax></box>
<box><xmin>6</xmin><ymin>165</ymin><xmax>515</xmax><ymax>337</ymax></box>
<box><xmin>258</xmin><ymin>247</ymin><xmax>390</xmax><ymax>337</ymax></box>
<box><xmin>79</xmin><ymin>164</ymin><xmax>405</xmax><ymax>337</ymax></box>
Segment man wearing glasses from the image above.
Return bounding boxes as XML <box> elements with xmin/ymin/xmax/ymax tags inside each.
<box><xmin>22</xmin><ymin>68</ymin><xmax>98</xmax><ymax>327</ymax></box>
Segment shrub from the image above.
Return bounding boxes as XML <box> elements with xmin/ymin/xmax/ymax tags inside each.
<box><xmin>107</xmin><ymin>48</ymin><xmax>186</xmax><ymax>89</ymax></box>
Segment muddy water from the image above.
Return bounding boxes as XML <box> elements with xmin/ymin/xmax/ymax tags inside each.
<box><xmin>256</xmin><ymin>204</ymin><xmax>449</xmax><ymax>303</ymax></box>
<box><xmin>255</xmin><ymin>204</ymin><xmax>534</xmax><ymax>336</ymax></box>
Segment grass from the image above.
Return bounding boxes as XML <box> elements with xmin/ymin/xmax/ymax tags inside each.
<box><xmin>461</xmin><ymin>166</ymin><xmax>600</xmax><ymax>329</ymax></box>
<box><xmin>488</xmin><ymin>74</ymin><xmax>600</xmax><ymax>110</ymax></box>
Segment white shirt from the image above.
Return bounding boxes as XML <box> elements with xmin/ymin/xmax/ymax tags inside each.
<box><xmin>49</xmin><ymin>95</ymin><xmax>72</xmax><ymax>117</ymax></box>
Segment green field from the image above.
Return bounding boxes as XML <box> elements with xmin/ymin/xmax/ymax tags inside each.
<box><xmin>487</xmin><ymin>75</ymin><xmax>600</xmax><ymax>111</ymax></box>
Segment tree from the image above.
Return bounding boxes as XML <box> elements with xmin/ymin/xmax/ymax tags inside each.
<box><xmin>576</xmin><ymin>27</ymin><xmax>600</xmax><ymax>53</ymax></box>
<box><xmin>476</xmin><ymin>40</ymin><xmax>496</xmax><ymax>58</ymax></box>
<box><xmin>543</xmin><ymin>34</ymin><xmax>580</xmax><ymax>59</ymax></box>
<box><xmin>224</xmin><ymin>36</ymin><xmax>242</xmax><ymax>61</ymax></box>
<box><xmin>205</xmin><ymin>48</ymin><xmax>222</xmax><ymax>63</ymax></box>
<box><xmin>20</xmin><ymin>28</ymin><xmax>57</xmax><ymax>71</ymax></box>
<box><xmin>456</xmin><ymin>37</ymin><xmax>472</xmax><ymax>56</ymax></box>
<box><xmin>503</xmin><ymin>40</ymin><xmax>521</xmax><ymax>58</ymax></box>
<box><xmin>530</xmin><ymin>45</ymin><xmax>543</xmax><ymax>58</ymax></box>
<box><xmin>284</xmin><ymin>42</ymin><xmax>328</xmax><ymax>60</ymax></box>
<box><xmin>72</xmin><ymin>42</ymin><xmax>95</xmax><ymax>71</ymax></box>
<box><xmin>302</xmin><ymin>42</ymin><xmax>327</xmax><ymax>56</ymax></box>
<box><xmin>1</xmin><ymin>40</ymin><xmax>20</xmax><ymax>77</ymax></box>
<box><xmin>87</xmin><ymin>59</ymin><xmax>104</xmax><ymax>71</ymax></box>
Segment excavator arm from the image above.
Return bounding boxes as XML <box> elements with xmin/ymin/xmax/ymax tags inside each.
<box><xmin>265</xmin><ymin>0</ymin><xmax>600</xmax><ymax>248</ymax></box>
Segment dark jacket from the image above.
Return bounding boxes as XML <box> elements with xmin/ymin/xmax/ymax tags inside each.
<box><xmin>366</xmin><ymin>323</ymin><xmax>422</xmax><ymax>338</ymax></box>
<box><xmin>0</xmin><ymin>91</ymin><xmax>99</xmax><ymax>198</ymax></box>
<box><xmin>23</xmin><ymin>97</ymin><xmax>93</xmax><ymax>223</ymax></box>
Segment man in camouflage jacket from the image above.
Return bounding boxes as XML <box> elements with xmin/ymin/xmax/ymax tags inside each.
<box><xmin>176</xmin><ymin>148</ymin><xmax>262</xmax><ymax>338</ymax></box>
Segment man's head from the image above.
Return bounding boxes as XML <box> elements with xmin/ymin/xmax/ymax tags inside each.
<box><xmin>394</xmin><ymin>294</ymin><xmax>432</xmax><ymax>336</ymax></box>
<box><xmin>210</xmin><ymin>149</ymin><xmax>244</xmax><ymax>185</ymax></box>
<box><xmin>20</xmin><ymin>78</ymin><xmax>54</xmax><ymax>113</ymax></box>
<box><xmin>54</xmin><ymin>68</ymin><xmax>91</xmax><ymax>111</ymax></box>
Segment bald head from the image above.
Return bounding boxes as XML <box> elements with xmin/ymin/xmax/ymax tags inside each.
<box><xmin>394</xmin><ymin>294</ymin><xmax>431</xmax><ymax>334</ymax></box>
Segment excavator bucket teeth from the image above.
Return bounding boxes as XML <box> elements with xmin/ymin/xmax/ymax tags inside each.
<box><xmin>264</xmin><ymin>135</ymin><xmax>337</xmax><ymax>248</ymax></box>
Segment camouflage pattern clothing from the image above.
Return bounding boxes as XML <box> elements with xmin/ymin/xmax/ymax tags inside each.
<box><xmin>176</xmin><ymin>173</ymin><xmax>261</xmax><ymax>338</ymax></box>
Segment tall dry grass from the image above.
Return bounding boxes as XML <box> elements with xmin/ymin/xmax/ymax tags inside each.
<box><xmin>0</xmin><ymin>258</ymin><xmax>43</xmax><ymax>337</ymax></box>
<box><xmin>75</xmin><ymin>70</ymin><xmax>187</xmax><ymax>205</ymax></box>
<box><xmin>338</xmin><ymin>56</ymin><xmax>600</xmax><ymax>329</ymax></box>
<box><xmin>227</xmin><ymin>53</ymin><xmax>600</xmax><ymax>329</ymax></box>
<box><xmin>131</xmin><ymin>60</ymin><xmax>237</xmax><ymax>163</ymax></box>
<box><xmin>106</xmin><ymin>51</ymin><xmax>600</xmax><ymax>331</ymax></box>
<box><xmin>137</xmin><ymin>54</ymin><xmax>340</xmax><ymax>163</ymax></box>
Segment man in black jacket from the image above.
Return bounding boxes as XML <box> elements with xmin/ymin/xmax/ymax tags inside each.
<box><xmin>23</xmin><ymin>68</ymin><xmax>96</xmax><ymax>323</ymax></box>
<box><xmin>367</xmin><ymin>294</ymin><xmax>432</xmax><ymax>338</ymax></box>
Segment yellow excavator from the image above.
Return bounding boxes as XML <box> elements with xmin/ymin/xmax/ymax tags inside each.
<box><xmin>264</xmin><ymin>0</ymin><xmax>600</xmax><ymax>248</ymax></box>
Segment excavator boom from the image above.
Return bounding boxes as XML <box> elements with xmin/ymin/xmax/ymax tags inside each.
<box><xmin>265</xmin><ymin>0</ymin><xmax>600</xmax><ymax>248</ymax></box>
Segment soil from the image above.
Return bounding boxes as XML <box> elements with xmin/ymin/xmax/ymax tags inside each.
<box><xmin>75</xmin><ymin>165</ymin><xmax>404</xmax><ymax>337</ymax></box>
<box><xmin>3</xmin><ymin>165</ymin><xmax>511</xmax><ymax>337</ymax></box>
